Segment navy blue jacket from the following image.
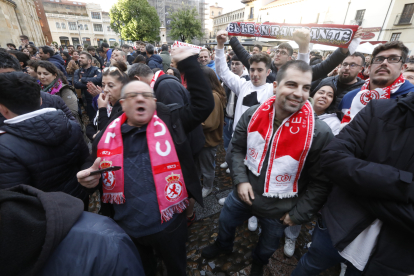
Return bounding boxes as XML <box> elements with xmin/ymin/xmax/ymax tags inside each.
<box><xmin>73</xmin><ymin>66</ymin><xmax>102</xmax><ymax>94</ymax></box>
<box><xmin>0</xmin><ymin>110</ymin><xmax>90</xmax><ymax>203</ymax></box>
<box><xmin>48</xmin><ymin>53</ymin><xmax>68</xmax><ymax>77</ymax></box>
<box><xmin>147</xmin><ymin>55</ymin><xmax>163</xmax><ymax>70</ymax></box>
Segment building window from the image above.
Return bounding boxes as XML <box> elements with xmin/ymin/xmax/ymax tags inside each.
<box><xmin>355</xmin><ymin>9</ymin><xmax>365</xmax><ymax>23</ymax></box>
<box><xmin>218</xmin><ymin>11</ymin><xmax>221</xmax><ymax>15</ymax></box>
<box><xmin>61</xmin><ymin>23</ymin><xmax>66</xmax><ymax>29</ymax></box>
<box><xmin>107</xmin><ymin>26</ymin><xmax>111</xmax><ymax>32</ymax></box>
<box><xmin>68</xmin><ymin>22</ymin><xmax>77</xmax><ymax>30</ymax></box>
<box><xmin>249</xmin><ymin>7</ymin><xmax>254</xmax><ymax>19</ymax></box>
<box><xmin>93</xmin><ymin>24</ymin><xmax>103</xmax><ymax>32</ymax></box>
<box><xmin>91</xmin><ymin>12</ymin><xmax>101</xmax><ymax>19</ymax></box>
<box><xmin>399</xmin><ymin>3</ymin><xmax>414</xmax><ymax>24</ymax></box>
<box><xmin>78</xmin><ymin>24</ymin><xmax>83</xmax><ymax>30</ymax></box>
<box><xmin>84</xmin><ymin>24</ymin><xmax>88</xmax><ymax>30</ymax></box>
<box><xmin>211</xmin><ymin>11</ymin><xmax>214</xmax><ymax>16</ymax></box>
<box><xmin>56</xmin><ymin>22</ymin><xmax>60</xmax><ymax>29</ymax></box>
<box><xmin>390</xmin><ymin>33</ymin><xmax>401</xmax><ymax>41</ymax></box>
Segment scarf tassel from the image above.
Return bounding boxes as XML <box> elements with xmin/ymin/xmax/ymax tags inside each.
<box><xmin>160</xmin><ymin>199</ymin><xmax>189</xmax><ymax>223</ymax></box>
<box><xmin>102</xmin><ymin>192</ymin><xmax>126</xmax><ymax>204</ymax></box>
<box><xmin>262</xmin><ymin>192</ymin><xmax>299</xmax><ymax>199</ymax></box>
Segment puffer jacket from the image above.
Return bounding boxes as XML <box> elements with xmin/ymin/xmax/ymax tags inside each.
<box><xmin>0</xmin><ymin>109</ymin><xmax>90</xmax><ymax>203</ymax></box>
<box><xmin>231</xmin><ymin>102</ymin><xmax>334</xmax><ymax>224</ymax></box>
<box><xmin>147</xmin><ymin>54</ymin><xmax>163</xmax><ymax>70</ymax></box>
<box><xmin>321</xmin><ymin>92</ymin><xmax>414</xmax><ymax>275</ymax></box>
<box><xmin>48</xmin><ymin>53</ymin><xmax>68</xmax><ymax>77</ymax></box>
<box><xmin>53</xmin><ymin>84</ymin><xmax>82</xmax><ymax>126</ymax></box>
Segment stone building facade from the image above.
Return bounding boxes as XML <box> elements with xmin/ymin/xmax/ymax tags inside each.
<box><xmin>0</xmin><ymin>0</ymin><xmax>45</xmax><ymax>48</ymax></box>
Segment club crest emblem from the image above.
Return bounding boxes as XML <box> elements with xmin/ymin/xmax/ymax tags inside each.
<box><xmin>100</xmin><ymin>159</ymin><xmax>116</xmax><ymax>190</ymax></box>
<box><xmin>360</xmin><ymin>90</ymin><xmax>380</xmax><ymax>105</ymax></box>
<box><xmin>164</xmin><ymin>173</ymin><xmax>183</xmax><ymax>202</ymax></box>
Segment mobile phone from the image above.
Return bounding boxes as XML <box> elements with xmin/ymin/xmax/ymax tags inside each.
<box><xmin>89</xmin><ymin>166</ymin><xmax>122</xmax><ymax>175</ymax></box>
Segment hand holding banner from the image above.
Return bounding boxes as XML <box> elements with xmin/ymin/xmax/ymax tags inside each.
<box><xmin>226</xmin><ymin>22</ymin><xmax>359</xmax><ymax>48</ymax></box>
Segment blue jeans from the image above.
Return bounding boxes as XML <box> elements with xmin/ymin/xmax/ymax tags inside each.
<box><xmin>291</xmin><ymin>218</ymin><xmax>362</xmax><ymax>276</ymax></box>
<box><xmin>223</xmin><ymin>116</ymin><xmax>234</xmax><ymax>152</ymax></box>
<box><xmin>217</xmin><ymin>191</ymin><xmax>286</xmax><ymax>265</ymax></box>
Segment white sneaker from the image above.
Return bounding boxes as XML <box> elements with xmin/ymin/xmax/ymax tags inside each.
<box><xmin>220</xmin><ymin>162</ymin><xmax>228</xmax><ymax>169</ymax></box>
<box><xmin>248</xmin><ymin>216</ymin><xmax>258</xmax><ymax>231</ymax></box>
<box><xmin>339</xmin><ymin>263</ymin><xmax>347</xmax><ymax>276</ymax></box>
<box><xmin>218</xmin><ymin>197</ymin><xmax>226</xmax><ymax>205</ymax></box>
<box><xmin>284</xmin><ymin>237</ymin><xmax>296</xmax><ymax>257</ymax></box>
<box><xmin>226</xmin><ymin>168</ymin><xmax>230</xmax><ymax>174</ymax></box>
<box><xmin>202</xmin><ymin>187</ymin><xmax>212</xmax><ymax>198</ymax></box>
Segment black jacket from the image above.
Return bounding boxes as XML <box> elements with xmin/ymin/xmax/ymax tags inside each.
<box><xmin>310</xmin><ymin>55</ymin><xmax>323</xmax><ymax>66</ymax></box>
<box><xmin>229</xmin><ymin>37</ymin><xmax>349</xmax><ymax>83</ymax></box>
<box><xmin>321</xmin><ymin>93</ymin><xmax>414</xmax><ymax>276</ymax></box>
<box><xmin>0</xmin><ymin>110</ymin><xmax>90</xmax><ymax>203</ymax></box>
<box><xmin>48</xmin><ymin>53</ymin><xmax>68</xmax><ymax>77</ymax></box>
<box><xmin>153</xmin><ymin>74</ymin><xmax>206</xmax><ymax>156</ymax></box>
<box><xmin>73</xmin><ymin>66</ymin><xmax>102</xmax><ymax>95</ymax></box>
<box><xmin>82</xmin><ymin>55</ymin><xmax>214</xmax><ymax>208</ymax></box>
<box><xmin>312</xmin><ymin>75</ymin><xmax>365</xmax><ymax>108</ymax></box>
<box><xmin>0</xmin><ymin>91</ymin><xmax>75</xmax><ymax>126</ymax></box>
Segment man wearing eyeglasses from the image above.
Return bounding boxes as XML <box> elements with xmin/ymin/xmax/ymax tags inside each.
<box><xmin>339</xmin><ymin>41</ymin><xmax>414</xmax><ymax>124</ymax></box>
<box><xmin>77</xmin><ymin>48</ymin><xmax>214</xmax><ymax>276</ymax></box>
<box><xmin>18</xmin><ymin>35</ymin><xmax>35</xmax><ymax>51</ymax></box>
<box><xmin>311</xmin><ymin>52</ymin><xmax>366</xmax><ymax>108</ymax></box>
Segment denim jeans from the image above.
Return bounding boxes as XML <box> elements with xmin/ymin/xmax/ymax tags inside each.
<box><xmin>291</xmin><ymin>218</ymin><xmax>362</xmax><ymax>276</ymax></box>
<box><xmin>223</xmin><ymin>116</ymin><xmax>234</xmax><ymax>152</ymax></box>
<box><xmin>217</xmin><ymin>191</ymin><xmax>286</xmax><ymax>265</ymax></box>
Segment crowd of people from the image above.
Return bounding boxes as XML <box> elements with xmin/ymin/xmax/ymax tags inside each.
<box><xmin>1</xmin><ymin>27</ymin><xmax>414</xmax><ymax>276</ymax></box>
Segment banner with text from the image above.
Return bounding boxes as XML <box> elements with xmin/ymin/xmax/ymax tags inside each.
<box><xmin>226</xmin><ymin>22</ymin><xmax>359</xmax><ymax>48</ymax></box>
<box><xmin>172</xmin><ymin>41</ymin><xmax>204</xmax><ymax>50</ymax></box>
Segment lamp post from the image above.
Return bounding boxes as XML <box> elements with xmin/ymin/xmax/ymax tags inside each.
<box><xmin>77</xmin><ymin>20</ymin><xmax>83</xmax><ymax>46</ymax></box>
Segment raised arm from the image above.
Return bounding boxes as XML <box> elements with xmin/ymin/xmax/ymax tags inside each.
<box><xmin>229</xmin><ymin>37</ymin><xmax>251</xmax><ymax>69</ymax></box>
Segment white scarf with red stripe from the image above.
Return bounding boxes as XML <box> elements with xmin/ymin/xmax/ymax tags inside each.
<box><xmin>244</xmin><ymin>96</ymin><xmax>315</xmax><ymax>198</ymax></box>
<box><xmin>341</xmin><ymin>74</ymin><xmax>405</xmax><ymax>125</ymax></box>
<box><xmin>245</xmin><ymin>96</ymin><xmax>314</xmax><ymax>198</ymax></box>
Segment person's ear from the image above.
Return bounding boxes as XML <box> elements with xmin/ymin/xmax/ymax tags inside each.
<box><xmin>40</xmin><ymin>97</ymin><xmax>43</xmax><ymax>107</ymax></box>
<box><xmin>119</xmin><ymin>98</ymin><xmax>126</xmax><ymax>111</ymax></box>
<box><xmin>20</xmin><ymin>62</ymin><xmax>24</xmax><ymax>67</ymax></box>
<box><xmin>266</xmin><ymin>68</ymin><xmax>271</xmax><ymax>76</ymax></box>
<box><xmin>288</xmin><ymin>56</ymin><xmax>292</xmax><ymax>61</ymax></box>
<box><xmin>134</xmin><ymin>75</ymin><xmax>140</xmax><ymax>81</ymax></box>
<box><xmin>403</xmin><ymin>63</ymin><xmax>408</xmax><ymax>71</ymax></box>
<box><xmin>273</xmin><ymin>81</ymin><xmax>278</xmax><ymax>95</ymax></box>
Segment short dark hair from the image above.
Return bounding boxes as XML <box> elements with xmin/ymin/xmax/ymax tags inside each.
<box><xmin>36</xmin><ymin>61</ymin><xmax>68</xmax><ymax>84</ymax></box>
<box><xmin>87</xmin><ymin>46</ymin><xmax>95</xmax><ymax>52</ymax></box>
<box><xmin>27</xmin><ymin>59</ymin><xmax>39</xmax><ymax>70</ymax></box>
<box><xmin>20</xmin><ymin>35</ymin><xmax>29</xmax><ymax>40</ymax></box>
<box><xmin>8</xmin><ymin>50</ymin><xmax>30</xmax><ymax>67</ymax></box>
<box><xmin>161</xmin><ymin>44</ymin><xmax>168</xmax><ymax>52</ymax></box>
<box><xmin>231</xmin><ymin>54</ymin><xmax>241</xmax><ymax>62</ymax></box>
<box><xmin>79</xmin><ymin>51</ymin><xmax>92</xmax><ymax>61</ymax></box>
<box><xmin>277</xmin><ymin>43</ymin><xmax>294</xmax><ymax>56</ymax></box>
<box><xmin>76</xmin><ymin>45</ymin><xmax>83</xmax><ymax>49</ymax></box>
<box><xmin>39</xmin><ymin>46</ymin><xmax>54</xmax><ymax>57</ymax></box>
<box><xmin>128</xmin><ymin>63</ymin><xmax>153</xmax><ymax>80</ymax></box>
<box><xmin>0</xmin><ymin>72</ymin><xmax>40</xmax><ymax>115</ymax></box>
<box><xmin>101</xmin><ymin>42</ymin><xmax>109</xmax><ymax>49</ymax></box>
<box><xmin>97</xmin><ymin>47</ymin><xmax>104</xmax><ymax>53</ymax></box>
<box><xmin>121</xmin><ymin>44</ymin><xmax>129</xmax><ymax>49</ymax></box>
<box><xmin>253</xmin><ymin>44</ymin><xmax>262</xmax><ymax>51</ymax></box>
<box><xmin>167</xmin><ymin>67</ymin><xmax>181</xmax><ymax>83</ymax></box>
<box><xmin>229</xmin><ymin>51</ymin><xmax>234</xmax><ymax>56</ymax></box>
<box><xmin>347</xmin><ymin>52</ymin><xmax>366</xmax><ymax>67</ymax></box>
<box><xmin>372</xmin><ymin>41</ymin><xmax>409</xmax><ymax>64</ymax></box>
<box><xmin>7</xmin><ymin>43</ymin><xmax>16</xmax><ymax>48</ymax></box>
<box><xmin>68</xmin><ymin>45</ymin><xmax>74</xmax><ymax>48</ymax></box>
<box><xmin>0</xmin><ymin>52</ymin><xmax>21</xmax><ymax>71</ymax></box>
<box><xmin>249</xmin><ymin>53</ymin><xmax>271</xmax><ymax>69</ymax></box>
<box><xmin>146</xmin><ymin>44</ymin><xmax>155</xmax><ymax>55</ymax></box>
<box><xmin>133</xmin><ymin>54</ymin><xmax>146</xmax><ymax>64</ymax></box>
<box><xmin>276</xmin><ymin>60</ymin><xmax>312</xmax><ymax>84</ymax></box>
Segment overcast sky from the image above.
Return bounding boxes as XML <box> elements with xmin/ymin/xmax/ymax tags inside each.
<box><xmin>93</xmin><ymin>0</ymin><xmax>244</xmax><ymax>15</ymax></box>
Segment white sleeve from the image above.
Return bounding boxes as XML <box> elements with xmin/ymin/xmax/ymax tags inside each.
<box><xmin>297</xmin><ymin>52</ymin><xmax>310</xmax><ymax>64</ymax></box>
<box><xmin>215</xmin><ymin>48</ymin><xmax>245</xmax><ymax>96</ymax></box>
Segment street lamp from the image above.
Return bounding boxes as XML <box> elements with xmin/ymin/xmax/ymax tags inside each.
<box><xmin>77</xmin><ymin>20</ymin><xmax>83</xmax><ymax>46</ymax></box>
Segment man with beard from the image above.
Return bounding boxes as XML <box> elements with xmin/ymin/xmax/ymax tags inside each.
<box><xmin>199</xmin><ymin>48</ymin><xmax>219</xmax><ymax>80</ymax></box>
<box><xmin>339</xmin><ymin>41</ymin><xmax>414</xmax><ymax>124</ymax></box>
<box><xmin>202</xmin><ymin>30</ymin><xmax>333</xmax><ymax>276</ymax></box>
<box><xmin>73</xmin><ymin>51</ymin><xmax>102</xmax><ymax>122</ymax></box>
<box><xmin>311</xmin><ymin>52</ymin><xmax>366</xmax><ymax>108</ymax></box>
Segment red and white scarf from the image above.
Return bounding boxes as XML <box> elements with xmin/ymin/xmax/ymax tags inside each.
<box><xmin>97</xmin><ymin>112</ymin><xmax>189</xmax><ymax>222</ymax></box>
<box><xmin>150</xmin><ymin>70</ymin><xmax>165</xmax><ymax>89</ymax></box>
<box><xmin>341</xmin><ymin>74</ymin><xmax>405</xmax><ymax>125</ymax></box>
<box><xmin>245</xmin><ymin>96</ymin><xmax>314</xmax><ymax>198</ymax></box>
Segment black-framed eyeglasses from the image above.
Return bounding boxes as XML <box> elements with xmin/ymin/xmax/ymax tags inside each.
<box><xmin>123</xmin><ymin>92</ymin><xmax>154</xmax><ymax>99</ymax></box>
<box><xmin>372</xmin><ymin>56</ymin><xmax>403</xmax><ymax>64</ymax></box>
<box><xmin>341</xmin><ymin>63</ymin><xmax>362</xmax><ymax>68</ymax></box>
<box><xmin>275</xmin><ymin>49</ymin><xmax>289</xmax><ymax>56</ymax></box>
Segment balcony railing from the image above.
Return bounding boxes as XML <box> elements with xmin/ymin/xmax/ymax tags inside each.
<box><xmin>350</xmin><ymin>19</ymin><xmax>364</xmax><ymax>26</ymax></box>
<box><xmin>394</xmin><ymin>13</ymin><xmax>414</xmax><ymax>25</ymax></box>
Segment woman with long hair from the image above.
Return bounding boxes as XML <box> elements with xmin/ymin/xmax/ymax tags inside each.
<box><xmin>166</xmin><ymin>67</ymin><xmax>181</xmax><ymax>83</ymax></box>
<box><xmin>197</xmin><ymin>66</ymin><xmax>227</xmax><ymax>198</ymax></box>
<box><xmin>61</xmin><ymin>51</ymin><xmax>72</xmax><ymax>68</ymax></box>
<box><xmin>85</xmin><ymin>63</ymin><xmax>129</xmax><ymax>141</ymax></box>
<box><xmin>36</xmin><ymin>61</ymin><xmax>82</xmax><ymax>126</ymax></box>
<box><xmin>27</xmin><ymin>44</ymin><xmax>38</xmax><ymax>56</ymax></box>
<box><xmin>22</xmin><ymin>47</ymin><xmax>30</xmax><ymax>57</ymax></box>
